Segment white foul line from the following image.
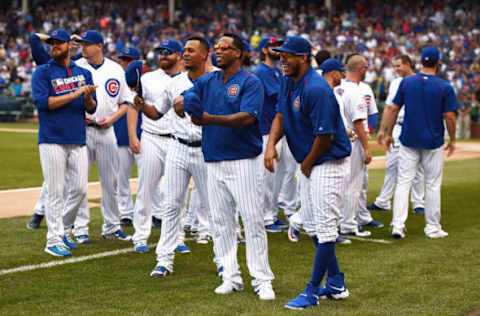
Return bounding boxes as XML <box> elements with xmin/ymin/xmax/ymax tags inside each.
<box><xmin>344</xmin><ymin>236</ymin><xmax>393</xmax><ymax>244</ymax></box>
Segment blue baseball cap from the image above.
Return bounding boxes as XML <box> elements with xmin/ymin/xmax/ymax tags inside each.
<box><xmin>79</xmin><ymin>30</ymin><xmax>104</xmax><ymax>44</ymax></box>
<box><xmin>125</xmin><ymin>60</ymin><xmax>144</xmax><ymax>97</ymax></box>
<box><xmin>119</xmin><ymin>46</ymin><xmax>140</xmax><ymax>60</ymax></box>
<box><xmin>321</xmin><ymin>59</ymin><xmax>346</xmax><ymax>74</ymax></box>
<box><xmin>157</xmin><ymin>38</ymin><xmax>183</xmax><ymax>54</ymax></box>
<box><xmin>46</xmin><ymin>29</ymin><xmax>71</xmax><ymax>44</ymax></box>
<box><xmin>421</xmin><ymin>46</ymin><xmax>440</xmax><ymax>62</ymax></box>
<box><xmin>273</xmin><ymin>36</ymin><xmax>312</xmax><ymax>56</ymax></box>
<box><xmin>257</xmin><ymin>37</ymin><xmax>280</xmax><ymax>52</ymax></box>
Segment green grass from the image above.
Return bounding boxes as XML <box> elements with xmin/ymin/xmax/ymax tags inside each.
<box><xmin>0</xmin><ymin>122</ymin><xmax>39</xmax><ymax>129</ymax></box>
<box><xmin>0</xmin><ymin>131</ymin><xmax>137</xmax><ymax>189</ymax></box>
<box><xmin>0</xmin><ymin>159</ymin><xmax>479</xmax><ymax>315</ymax></box>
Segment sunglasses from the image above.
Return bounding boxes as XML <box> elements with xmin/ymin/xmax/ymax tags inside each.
<box><xmin>214</xmin><ymin>43</ymin><xmax>239</xmax><ymax>52</ymax></box>
<box><xmin>158</xmin><ymin>48</ymin><xmax>173</xmax><ymax>56</ymax></box>
<box><xmin>279</xmin><ymin>51</ymin><xmax>301</xmax><ymax>59</ymax></box>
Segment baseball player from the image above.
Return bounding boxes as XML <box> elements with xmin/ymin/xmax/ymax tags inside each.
<box><xmin>254</xmin><ymin>36</ymin><xmax>296</xmax><ymax>233</ymax></box>
<box><xmin>368</xmin><ymin>55</ymin><xmax>425</xmax><ymax>214</ymax></box>
<box><xmin>71</xmin><ymin>30</ymin><xmax>133</xmax><ymax>243</ymax></box>
<box><xmin>377</xmin><ymin>46</ymin><xmax>458</xmax><ymax>239</ymax></box>
<box><xmin>176</xmin><ymin>33</ymin><xmax>275</xmax><ymax>300</ymax></box>
<box><xmin>265</xmin><ymin>37</ymin><xmax>351</xmax><ymax>310</ymax></box>
<box><xmin>144</xmin><ymin>36</ymin><xmax>217</xmax><ymax>276</ymax></box>
<box><xmin>114</xmin><ymin>46</ymin><xmax>142</xmax><ymax>227</ymax></box>
<box><xmin>335</xmin><ymin>55</ymin><xmax>376</xmax><ymax>237</ymax></box>
<box><xmin>31</xmin><ymin>29</ymin><xmax>97</xmax><ymax>256</ymax></box>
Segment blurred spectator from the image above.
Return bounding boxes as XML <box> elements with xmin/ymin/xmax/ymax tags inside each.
<box><xmin>9</xmin><ymin>78</ymin><xmax>23</xmax><ymax>97</ymax></box>
<box><xmin>456</xmin><ymin>89</ymin><xmax>472</xmax><ymax>138</ymax></box>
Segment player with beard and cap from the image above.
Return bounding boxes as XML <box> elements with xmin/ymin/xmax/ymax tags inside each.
<box><xmin>254</xmin><ymin>37</ymin><xmax>297</xmax><ymax>233</ymax></box>
<box><xmin>31</xmin><ymin>29</ymin><xmax>97</xmax><ymax>256</ymax></box>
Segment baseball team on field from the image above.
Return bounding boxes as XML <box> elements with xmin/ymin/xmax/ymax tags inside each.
<box><xmin>26</xmin><ymin>27</ymin><xmax>457</xmax><ymax>310</ymax></box>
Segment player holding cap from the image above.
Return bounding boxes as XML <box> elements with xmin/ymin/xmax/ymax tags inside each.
<box><xmin>265</xmin><ymin>36</ymin><xmax>351</xmax><ymax>310</ymax></box>
<box><xmin>378</xmin><ymin>46</ymin><xmax>457</xmax><ymax>239</ymax></box>
<box><xmin>31</xmin><ymin>29</ymin><xmax>97</xmax><ymax>256</ymax></box>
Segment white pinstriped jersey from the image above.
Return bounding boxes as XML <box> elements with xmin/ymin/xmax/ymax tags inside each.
<box><xmin>334</xmin><ymin>80</ymin><xmax>367</xmax><ymax>131</ymax></box>
<box><xmin>385</xmin><ymin>77</ymin><xmax>405</xmax><ymax>142</ymax></box>
<box><xmin>140</xmin><ymin>69</ymin><xmax>172</xmax><ymax>135</ymax></box>
<box><xmin>76</xmin><ymin>57</ymin><xmax>134</xmax><ymax>121</ymax></box>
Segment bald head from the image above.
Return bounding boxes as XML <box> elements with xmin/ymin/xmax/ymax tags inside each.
<box><xmin>346</xmin><ymin>55</ymin><xmax>368</xmax><ymax>82</ymax></box>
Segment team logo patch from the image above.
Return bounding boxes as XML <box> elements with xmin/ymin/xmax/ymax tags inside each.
<box><xmin>162</xmin><ymin>39</ymin><xmax>169</xmax><ymax>46</ymax></box>
<box><xmin>81</xmin><ymin>32</ymin><xmax>87</xmax><ymax>38</ymax></box>
<box><xmin>228</xmin><ymin>84</ymin><xmax>240</xmax><ymax>97</ymax></box>
<box><xmin>293</xmin><ymin>96</ymin><xmax>300</xmax><ymax>110</ymax></box>
<box><xmin>51</xmin><ymin>75</ymin><xmax>86</xmax><ymax>94</ymax></box>
<box><xmin>364</xmin><ymin>95</ymin><xmax>372</xmax><ymax>107</ymax></box>
<box><xmin>52</xmin><ymin>30</ymin><xmax>57</xmax><ymax>36</ymax></box>
<box><xmin>105</xmin><ymin>79</ymin><xmax>120</xmax><ymax>97</ymax></box>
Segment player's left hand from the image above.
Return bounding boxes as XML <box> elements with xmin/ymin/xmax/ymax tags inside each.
<box><xmin>301</xmin><ymin>161</ymin><xmax>313</xmax><ymax>178</ymax></box>
<box><xmin>445</xmin><ymin>140</ymin><xmax>455</xmax><ymax>157</ymax></box>
<box><xmin>264</xmin><ymin>145</ymin><xmax>279</xmax><ymax>173</ymax></box>
<box><xmin>173</xmin><ymin>96</ymin><xmax>185</xmax><ymax>118</ymax></box>
<box><xmin>384</xmin><ymin>135</ymin><xmax>394</xmax><ymax>151</ymax></box>
<box><xmin>364</xmin><ymin>148</ymin><xmax>372</xmax><ymax>165</ymax></box>
<box><xmin>97</xmin><ymin>116</ymin><xmax>114</xmax><ymax>129</ymax></box>
<box><xmin>133</xmin><ymin>95</ymin><xmax>145</xmax><ymax>111</ymax></box>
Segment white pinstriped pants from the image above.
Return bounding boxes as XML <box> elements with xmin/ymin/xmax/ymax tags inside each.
<box><xmin>39</xmin><ymin>144</ymin><xmax>88</xmax><ymax>247</ymax></box>
<box><xmin>155</xmin><ymin>138</ymin><xmax>213</xmax><ymax>271</ymax></box>
<box><xmin>207</xmin><ymin>156</ymin><xmax>274</xmax><ymax>287</ymax></box>
<box><xmin>185</xmin><ymin>186</ymin><xmax>210</xmax><ymax>235</ymax></box>
<box><xmin>391</xmin><ymin>145</ymin><xmax>445</xmax><ymax>235</ymax></box>
<box><xmin>132</xmin><ymin>132</ymin><xmax>169</xmax><ymax>245</ymax></box>
<box><xmin>116</xmin><ymin>146</ymin><xmax>141</xmax><ymax>220</ymax></box>
<box><xmin>374</xmin><ymin>146</ymin><xmax>425</xmax><ymax>210</ymax></box>
<box><xmin>262</xmin><ymin>135</ymin><xmax>297</xmax><ymax>224</ymax></box>
<box><xmin>300</xmin><ymin>158</ymin><xmax>349</xmax><ymax>243</ymax></box>
<box><xmin>72</xmin><ymin>127</ymin><xmax>121</xmax><ymax>236</ymax></box>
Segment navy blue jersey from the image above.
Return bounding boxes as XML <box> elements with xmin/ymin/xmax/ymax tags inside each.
<box><xmin>183</xmin><ymin>69</ymin><xmax>264</xmax><ymax>162</ymax></box>
<box><xmin>277</xmin><ymin>67</ymin><xmax>351</xmax><ymax>165</ymax></box>
<box><xmin>32</xmin><ymin>59</ymin><xmax>96</xmax><ymax>145</ymax></box>
<box><xmin>393</xmin><ymin>73</ymin><xmax>459</xmax><ymax>149</ymax></box>
<box><xmin>113</xmin><ymin>111</ymin><xmax>142</xmax><ymax>146</ymax></box>
<box><xmin>254</xmin><ymin>62</ymin><xmax>282</xmax><ymax>135</ymax></box>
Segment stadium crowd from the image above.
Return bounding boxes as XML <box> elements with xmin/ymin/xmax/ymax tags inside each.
<box><xmin>0</xmin><ymin>0</ymin><xmax>479</xmax><ymax>128</ymax></box>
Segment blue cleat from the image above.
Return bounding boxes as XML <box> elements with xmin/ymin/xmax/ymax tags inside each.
<box><xmin>285</xmin><ymin>283</ymin><xmax>319</xmax><ymax>310</ymax></box>
<box><xmin>363</xmin><ymin>220</ymin><xmax>384</xmax><ymax>228</ymax></box>
<box><xmin>75</xmin><ymin>235</ymin><xmax>90</xmax><ymax>244</ymax></box>
<box><xmin>414</xmin><ymin>207</ymin><xmax>425</xmax><ymax>215</ymax></box>
<box><xmin>318</xmin><ymin>273</ymin><xmax>349</xmax><ymax>300</ymax></box>
<box><xmin>44</xmin><ymin>245</ymin><xmax>72</xmax><ymax>257</ymax></box>
<box><xmin>150</xmin><ymin>264</ymin><xmax>169</xmax><ymax>278</ymax></box>
<box><xmin>288</xmin><ymin>225</ymin><xmax>300</xmax><ymax>242</ymax></box>
<box><xmin>217</xmin><ymin>266</ymin><xmax>224</xmax><ymax>278</ymax></box>
<box><xmin>336</xmin><ymin>236</ymin><xmax>351</xmax><ymax>244</ymax></box>
<box><xmin>175</xmin><ymin>244</ymin><xmax>191</xmax><ymax>253</ymax></box>
<box><xmin>237</xmin><ymin>233</ymin><xmax>246</xmax><ymax>244</ymax></box>
<box><xmin>134</xmin><ymin>244</ymin><xmax>150</xmax><ymax>253</ymax></box>
<box><xmin>27</xmin><ymin>213</ymin><xmax>44</xmax><ymax>229</ymax></box>
<box><xmin>367</xmin><ymin>203</ymin><xmax>389</xmax><ymax>211</ymax></box>
<box><xmin>274</xmin><ymin>218</ymin><xmax>289</xmax><ymax>228</ymax></box>
<box><xmin>265</xmin><ymin>224</ymin><xmax>283</xmax><ymax>233</ymax></box>
<box><xmin>62</xmin><ymin>235</ymin><xmax>78</xmax><ymax>249</ymax></box>
<box><xmin>103</xmin><ymin>229</ymin><xmax>132</xmax><ymax>241</ymax></box>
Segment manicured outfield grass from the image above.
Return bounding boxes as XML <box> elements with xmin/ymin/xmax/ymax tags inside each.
<box><xmin>0</xmin><ymin>159</ymin><xmax>479</xmax><ymax>315</ymax></box>
<box><xmin>0</xmin><ymin>131</ymin><xmax>137</xmax><ymax>189</ymax></box>
<box><xmin>0</xmin><ymin>121</ymin><xmax>39</xmax><ymax>130</ymax></box>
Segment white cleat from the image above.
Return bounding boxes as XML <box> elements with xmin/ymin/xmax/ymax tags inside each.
<box><xmin>256</xmin><ymin>283</ymin><xmax>276</xmax><ymax>300</ymax></box>
<box><xmin>392</xmin><ymin>227</ymin><xmax>406</xmax><ymax>239</ymax></box>
<box><xmin>426</xmin><ymin>230</ymin><xmax>448</xmax><ymax>239</ymax></box>
<box><xmin>214</xmin><ymin>281</ymin><xmax>244</xmax><ymax>295</ymax></box>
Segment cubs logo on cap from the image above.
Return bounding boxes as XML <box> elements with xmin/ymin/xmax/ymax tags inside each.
<box><xmin>105</xmin><ymin>79</ymin><xmax>120</xmax><ymax>97</ymax></box>
<box><xmin>228</xmin><ymin>84</ymin><xmax>240</xmax><ymax>97</ymax></box>
<box><xmin>162</xmin><ymin>40</ymin><xmax>169</xmax><ymax>45</ymax></box>
<box><xmin>293</xmin><ymin>96</ymin><xmax>300</xmax><ymax>110</ymax></box>
<box><xmin>52</xmin><ymin>31</ymin><xmax>57</xmax><ymax>36</ymax></box>
<box><xmin>81</xmin><ymin>32</ymin><xmax>87</xmax><ymax>38</ymax></box>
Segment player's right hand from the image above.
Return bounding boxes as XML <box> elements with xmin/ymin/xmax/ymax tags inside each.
<box><xmin>130</xmin><ymin>136</ymin><xmax>141</xmax><ymax>154</ymax></box>
<box><xmin>364</xmin><ymin>148</ymin><xmax>372</xmax><ymax>165</ymax></box>
<box><xmin>445</xmin><ymin>140</ymin><xmax>455</xmax><ymax>157</ymax></box>
<box><xmin>173</xmin><ymin>96</ymin><xmax>185</xmax><ymax>118</ymax></box>
<box><xmin>264</xmin><ymin>145</ymin><xmax>279</xmax><ymax>173</ymax></box>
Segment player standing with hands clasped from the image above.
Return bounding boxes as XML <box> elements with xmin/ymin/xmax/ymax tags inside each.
<box><xmin>175</xmin><ymin>33</ymin><xmax>275</xmax><ymax>300</ymax></box>
<box><xmin>265</xmin><ymin>36</ymin><xmax>351</xmax><ymax>310</ymax></box>
<box><xmin>31</xmin><ymin>29</ymin><xmax>97</xmax><ymax>256</ymax></box>
<box><xmin>377</xmin><ymin>46</ymin><xmax>457</xmax><ymax>239</ymax></box>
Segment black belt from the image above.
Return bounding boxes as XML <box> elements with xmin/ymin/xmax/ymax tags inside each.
<box><xmin>173</xmin><ymin>135</ymin><xmax>202</xmax><ymax>147</ymax></box>
<box><xmin>87</xmin><ymin>122</ymin><xmax>101</xmax><ymax>128</ymax></box>
<box><xmin>144</xmin><ymin>130</ymin><xmax>172</xmax><ymax>138</ymax></box>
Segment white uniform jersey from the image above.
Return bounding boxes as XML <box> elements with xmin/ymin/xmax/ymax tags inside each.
<box><xmin>334</xmin><ymin>80</ymin><xmax>367</xmax><ymax>131</ymax></box>
<box><xmin>140</xmin><ymin>69</ymin><xmax>172</xmax><ymax>135</ymax></box>
<box><xmin>161</xmin><ymin>72</ymin><xmax>202</xmax><ymax>142</ymax></box>
<box><xmin>359</xmin><ymin>81</ymin><xmax>378</xmax><ymax>132</ymax></box>
<box><xmin>385</xmin><ymin>77</ymin><xmax>405</xmax><ymax>142</ymax></box>
<box><xmin>76</xmin><ymin>58</ymin><xmax>134</xmax><ymax>121</ymax></box>
<box><xmin>333</xmin><ymin>90</ymin><xmax>348</xmax><ymax>128</ymax></box>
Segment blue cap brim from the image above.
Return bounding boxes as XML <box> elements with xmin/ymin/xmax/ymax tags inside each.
<box><xmin>273</xmin><ymin>46</ymin><xmax>309</xmax><ymax>55</ymax></box>
<box><xmin>46</xmin><ymin>37</ymin><xmax>69</xmax><ymax>44</ymax></box>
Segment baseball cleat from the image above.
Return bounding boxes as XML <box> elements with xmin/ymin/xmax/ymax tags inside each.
<box><xmin>120</xmin><ymin>218</ymin><xmax>132</xmax><ymax>227</ymax></box>
<box><xmin>150</xmin><ymin>265</ymin><xmax>170</xmax><ymax>278</ymax></box>
<box><xmin>217</xmin><ymin>266</ymin><xmax>224</xmax><ymax>278</ymax></box>
<box><xmin>256</xmin><ymin>283</ymin><xmax>275</xmax><ymax>300</ymax></box>
<box><xmin>426</xmin><ymin>229</ymin><xmax>448</xmax><ymax>239</ymax></box>
<box><xmin>363</xmin><ymin>220</ymin><xmax>384</xmax><ymax>228</ymax></box>
<box><xmin>284</xmin><ymin>283</ymin><xmax>319</xmax><ymax>310</ymax></box>
<box><xmin>367</xmin><ymin>203</ymin><xmax>389</xmax><ymax>211</ymax></box>
<box><xmin>27</xmin><ymin>213</ymin><xmax>44</xmax><ymax>229</ymax></box>
<box><xmin>102</xmin><ymin>229</ymin><xmax>132</xmax><ymax>241</ymax></box>
<box><xmin>265</xmin><ymin>224</ymin><xmax>283</xmax><ymax>233</ymax></box>
<box><xmin>274</xmin><ymin>218</ymin><xmax>289</xmax><ymax>228</ymax></box>
<box><xmin>151</xmin><ymin>216</ymin><xmax>162</xmax><ymax>230</ymax></box>
<box><xmin>414</xmin><ymin>207</ymin><xmax>425</xmax><ymax>215</ymax></box>
<box><xmin>214</xmin><ymin>281</ymin><xmax>244</xmax><ymax>294</ymax></box>
<box><xmin>336</xmin><ymin>236</ymin><xmax>351</xmax><ymax>244</ymax></box>
<box><xmin>318</xmin><ymin>273</ymin><xmax>349</xmax><ymax>300</ymax></box>
<box><xmin>237</xmin><ymin>233</ymin><xmax>246</xmax><ymax>244</ymax></box>
<box><xmin>62</xmin><ymin>235</ymin><xmax>78</xmax><ymax>249</ymax></box>
<box><xmin>44</xmin><ymin>245</ymin><xmax>72</xmax><ymax>257</ymax></box>
<box><xmin>288</xmin><ymin>225</ymin><xmax>300</xmax><ymax>242</ymax></box>
<box><xmin>75</xmin><ymin>235</ymin><xmax>90</xmax><ymax>244</ymax></box>
<box><xmin>392</xmin><ymin>227</ymin><xmax>406</xmax><ymax>239</ymax></box>
<box><xmin>341</xmin><ymin>230</ymin><xmax>371</xmax><ymax>237</ymax></box>
<box><xmin>175</xmin><ymin>244</ymin><xmax>191</xmax><ymax>253</ymax></box>
<box><xmin>196</xmin><ymin>235</ymin><xmax>211</xmax><ymax>244</ymax></box>
<box><xmin>134</xmin><ymin>244</ymin><xmax>150</xmax><ymax>253</ymax></box>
